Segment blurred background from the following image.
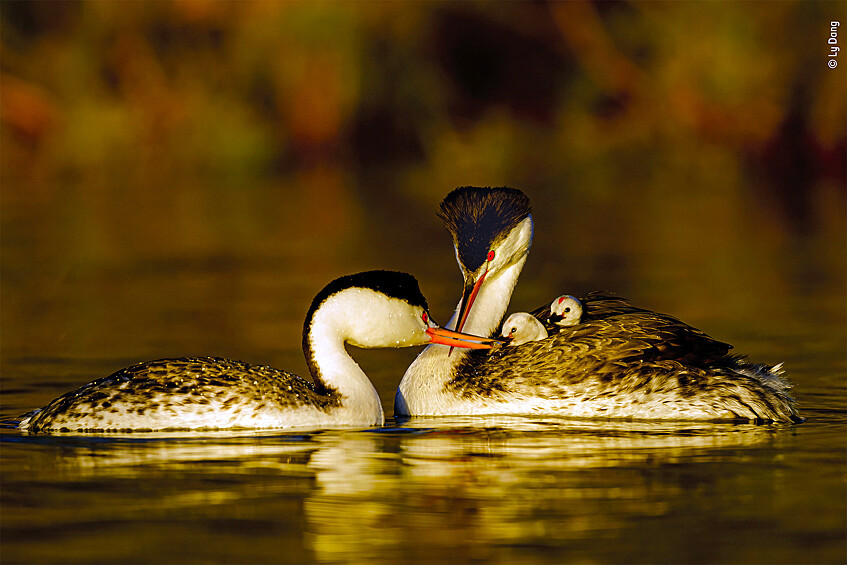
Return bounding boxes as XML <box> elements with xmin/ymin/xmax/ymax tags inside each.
<box><xmin>1</xmin><ymin>0</ymin><xmax>844</xmax><ymax>394</ymax></box>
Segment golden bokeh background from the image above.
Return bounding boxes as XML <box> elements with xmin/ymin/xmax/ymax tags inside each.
<box><xmin>2</xmin><ymin>1</ymin><xmax>844</xmax><ymax>374</ymax></box>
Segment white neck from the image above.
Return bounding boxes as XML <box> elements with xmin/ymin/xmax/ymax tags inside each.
<box><xmin>307</xmin><ymin>298</ymin><xmax>384</xmax><ymax>426</ymax></box>
<box><xmin>395</xmin><ymin>255</ymin><xmax>527</xmax><ymax>416</ymax></box>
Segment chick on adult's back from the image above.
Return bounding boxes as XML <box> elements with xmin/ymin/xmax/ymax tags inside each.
<box><xmin>396</xmin><ymin>187</ymin><xmax>799</xmax><ymax>422</ymax></box>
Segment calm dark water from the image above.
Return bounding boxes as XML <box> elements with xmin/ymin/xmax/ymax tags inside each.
<box><xmin>1</xmin><ymin>179</ymin><xmax>845</xmax><ymax>564</ymax></box>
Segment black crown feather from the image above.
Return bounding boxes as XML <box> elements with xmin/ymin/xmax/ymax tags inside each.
<box><xmin>438</xmin><ymin>187</ymin><xmax>531</xmax><ymax>272</ymax></box>
<box><xmin>306</xmin><ymin>271</ymin><xmax>428</xmax><ymax>325</ymax></box>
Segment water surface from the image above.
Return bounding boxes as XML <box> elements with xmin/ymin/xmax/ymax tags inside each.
<box><xmin>2</xmin><ymin>410</ymin><xmax>845</xmax><ymax>564</ymax></box>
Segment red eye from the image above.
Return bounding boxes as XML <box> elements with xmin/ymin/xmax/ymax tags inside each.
<box><xmin>487</xmin><ymin>250</ymin><xmax>495</xmax><ymax>262</ymax></box>
<box><xmin>422</xmin><ymin>312</ymin><xmax>428</xmax><ymax>324</ymax></box>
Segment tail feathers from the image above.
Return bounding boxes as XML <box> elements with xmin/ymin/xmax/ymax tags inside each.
<box><xmin>721</xmin><ymin>357</ymin><xmax>800</xmax><ymax>422</ymax></box>
<box><xmin>15</xmin><ymin>408</ymin><xmax>40</xmax><ymax>430</ymax></box>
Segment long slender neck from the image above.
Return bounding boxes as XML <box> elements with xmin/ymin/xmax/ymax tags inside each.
<box><xmin>304</xmin><ymin>304</ymin><xmax>384</xmax><ymax>425</ymax></box>
<box><xmin>395</xmin><ymin>256</ymin><xmax>527</xmax><ymax>415</ymax></box>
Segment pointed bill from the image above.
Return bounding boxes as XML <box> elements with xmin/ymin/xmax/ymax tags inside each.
<box><xmin>454</xmin><ymin>270</ymin><xmax>488</xmax><ymax>335</ymax></box>
<box><xmin>426</xmin><ymin>325</ymin><xmax>503</xmax><ymax>350</ymax></box>
<box><xmin>448</xmin><ymin>270</ymin><xmax>489</xmax><ymax>354</ymax></box>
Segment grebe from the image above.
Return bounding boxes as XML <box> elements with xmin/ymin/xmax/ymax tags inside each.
<box><xmin>19</xmin><ymin>271</ymin><xmax>499</xmax><ymax>433</ymax></box>
<box><xmin>549</xmin><ymin>295</ymin><xmax>583</xmax><ymax>327</ymax></box>
<box><xmin>395</xmin><ymin>187</ymin><xmax>800</xmax><ymax>422</ymax></box>
<box><xmin>502</xmin><ymin>313</ymin><xmax>548</xmax><ymax>346</ymax></box>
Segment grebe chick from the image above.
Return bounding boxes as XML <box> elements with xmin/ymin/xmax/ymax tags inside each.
<box><xmin>501</xmin><ymin>296</ymin><xmax>582</xmax><ymax>345</ymax></box>
<box><xmin>502</xmin><ymin>313</ymin><xmax>548</xmax><ymax>345</ymax></box>
<box><xmin>550</xmin><ymin>295</ymin><xmax>583</xmax><ymax>327</ymax></box>
<box><xmin>19</xmin><ymin>271</ymin><xmax>499</xmax><ymax>433</ymax></box>
<box><xmin>396</xmin><ymin>186</ymin><xmax>800</xmax><ymax>422</ymax></box>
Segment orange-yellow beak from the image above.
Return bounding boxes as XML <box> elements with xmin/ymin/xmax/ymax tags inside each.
<box><xmin>454</xmin><ymin>270</ymin><xmax>488</xmax><ymax>335</ymax></box>
<box><xmin>446</xmin><ymin>269</ymin><xmax>489</xmax><ymax>355</ymax></box>
<box><xmin>426</xmin><ymin>326</ymin><xmax>503</xmax><ymax>349</ymax></box>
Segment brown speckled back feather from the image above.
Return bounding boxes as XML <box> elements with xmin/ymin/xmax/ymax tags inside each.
<box><xmin>24</xmin><ymin>357</ymin><xmax>342</xmax><ymax>432</ymax></box>
<box><xmin>530</xmin><ymin>292</ymin><xmax>732</xmax><ymax>365</ymax></box>
<box><xmin>448</xmin><ymin>294</ymin><xmax>798</xmax><ymax>422</ymax></box>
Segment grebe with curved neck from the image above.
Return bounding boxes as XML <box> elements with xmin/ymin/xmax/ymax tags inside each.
<box><xmin>19</xmin><ymin>271</ymin><xmax>499</xmax><ymax>433</ymax></box>
<box><xmin>395</xmin><ymin>187</ymin><xmax>800</xmax><ymax>422</ymax></box>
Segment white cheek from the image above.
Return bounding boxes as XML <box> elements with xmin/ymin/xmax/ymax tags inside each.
<box><xmin>391</xmin><ymin>317</ymin><xmax>425</xmax><ymax>346</ymax></box>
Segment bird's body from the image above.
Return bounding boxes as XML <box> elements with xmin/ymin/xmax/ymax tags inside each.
<box><xmin>18</xmin><ymin>357</ymin><xmax>352</xmax><ymax>432</ymax></box>
<box><xmin>396</xmin><ymin>187</ymin><xmax>800</xmax><ymax>422</ymax></box>
<box><xmin>20</xmin><ymin>271</ymin><xmax>497</xmax><ymax>433</ymax></box>
<box><xmin>448</xmin><ymin>293</ymin><xmax>794</xmax><ymax>420</ymax></box>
